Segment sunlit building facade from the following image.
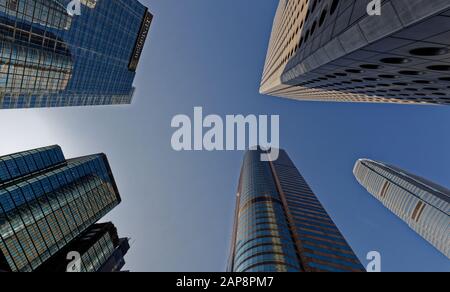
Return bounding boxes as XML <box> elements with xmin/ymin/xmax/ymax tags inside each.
<box><xmin>261</xmin><ymin>0</ymin><xmax>450</xmax><ymax>105</ymax></box>
<box><xmin>1</xmin><ymin>0</ymin><xmax>73</xmax><ymax>30</ymax></box>
<box><xmin>228</xmin><ymin>149</ymin><xmax>365</xmax><ymax>272</ymax></box>
<box><xmin>0</xmin><ymin>145</ymin><xmax>122</xmax><ymax>272</ymax></box>
<box><xmin>354</xmin><ymin>159</ymin><xmax>450</xmax><ymax>259</ymax></box>
<box><xmin>0</xmin><ymin>0</ymin><xmax>152</xmax><ymax>109</ymax></box>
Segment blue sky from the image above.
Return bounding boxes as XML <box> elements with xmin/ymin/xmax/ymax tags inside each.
<box><xmin>0</xmin><ymin>0</ymin><xmax>449</xmax><ymax>272</ymax></box>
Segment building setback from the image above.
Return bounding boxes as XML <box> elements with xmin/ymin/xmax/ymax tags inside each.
<box><xmin>354</xmin><ymin>159</ymin><xmax>450</xmax><ymax>259</ymax></box>
<box><xmin>0</xmin><ymin>145</ymin><xmax>124</xmax><ymax>272</ymax></box>
<box><xmin>228</xmin><ymin>148</ymin><xmax>365</xmax><ymax>272</ymax></box>
<box><xmin>0</xmin><ymin>0</ymin><xmax>152</xmax><ymax>109</ymax></box>
<box><xmin>261</xmin><ymin>0</ymin><xmax>450</xmax><ymax>105</ymax></box>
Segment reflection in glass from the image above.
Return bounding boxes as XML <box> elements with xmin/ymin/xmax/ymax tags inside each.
<box><xmin>0</xmin><ymin>0</ymin><xmax>151</xmax><ymax>109</ymax></box>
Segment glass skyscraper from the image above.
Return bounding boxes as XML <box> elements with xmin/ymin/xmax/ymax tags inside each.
<box><xmin>98</xmin><ymin>236</ymin><xmax>130</xmax><ymax>272</ymax></box>
<box><xmin>0</xmin><ymin>0</ymin><xmax>152</xmax><ymax>109</ymax></box>
<box><xmin>0</xmin><ymin>145</ymin><xmax>122</xmax><ymax>272</ymax></box>
<box><xmin>35</xmin><ymin>222</ymin><xmax>130</xmax><ymax>272</ymax></box>
<box><xmin>228</xmin><ymin>148</ymin><xmax>365</xmax><ymax>272</ymax></box>
<box><xmin>354</xmin><ymin>159</ymin><xmax>450</xmax><ymax>259</ymax></box>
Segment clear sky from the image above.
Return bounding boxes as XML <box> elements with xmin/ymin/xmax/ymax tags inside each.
<box><xmin>0</xmin><ymin>0</ymin><xmax>449</xmax><ymax>272</ymax></box>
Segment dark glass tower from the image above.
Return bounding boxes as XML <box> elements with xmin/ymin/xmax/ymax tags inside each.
<box><xmin>0</xmin><ymin>145</ymin><xmax>122</xmax><ymax>272</ymax></box>
<box><xmin>228</xmin><ymin>149</ymin><xmax>365</xmax><ymax>272</ymax></box>
<box><xmin>0</xmin><ymin>0</ymin><xmax>152</xmax><ymax>109</ymax></box>
<box><xmin>35</xmin><ymin>222</ymin><xmax>130</xmax><ymax>272</ymax></box>
<box><xmin>98</xmin><ymin>237</ymin><xmax>130</xmax><ymax>272</ymax></box>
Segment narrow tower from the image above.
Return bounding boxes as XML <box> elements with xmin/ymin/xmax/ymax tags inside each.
<box><xmin>354</xmin><ymin>159</ymin><xmax>449</xmax><ymax>259</ymax></box>
<box><xmin>228</xmin><ymin>148</ymin><xmax>365</xmax><ymax>272</ymax></box>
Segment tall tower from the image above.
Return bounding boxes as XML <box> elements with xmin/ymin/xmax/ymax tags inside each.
<box><xmin>228</xmin><ymin>149</ymin><xmax>365</xmax><ymax>272</ymax></box>
<box><xmin>0</xmin><ymin>145</ymin><xmax>124</xmax><ymax>272</ymax></box>
<box><xmin>0</xmin><ymin>0</ymin><xmax>152</xmax><ymax>109</ymax></box>
<box><xmin>261</xmin><ymin>0</ymin><xmax>450</xmax><ymax>105</ymax></box>
<box><xmin>354</xmin><ymin>159</ymin><xmax>450</xmax><ymax>259</ymax></box>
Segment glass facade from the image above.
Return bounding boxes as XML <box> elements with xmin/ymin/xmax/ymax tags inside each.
<box><xmin>228</xmin><ymin>149</ymin><xmax>365</xmax><ymax>272</ymax></box>
<box><xmin>0</xmin><ymin>145</ymin><xmax>121</xmax><ymax>272</ymax></box>
<box><xmin>35</xmin><ymin>222</ymin><xmax>129</xmax><ymax>272</ymax></box>
<box><xmin>98</xmin><ymin>237</ymin><xmax>130</xmax><ymax>272</ymax></box>
<box><xmin>354</xmin><ymin>159</ymin><xmax>450</xmax><ymax>259</ymax></box>
<box><xmin>0</xmin><ymin>0</ymin><xmax>152</xmax><ymax>109</ymax></box>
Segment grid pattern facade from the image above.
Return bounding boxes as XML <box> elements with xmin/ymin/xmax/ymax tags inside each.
<box><xmin>0</xmin><ymin>0</ymin><xmax>151</xmax><ymax>109</ymax></box>
<box><xmin>98</xmin><ymin>237</ymin><xmax>129</xmax><ymax>272</ymax></box>
<box><xmin>230</xmin><ymin>150</ymin><xmax>300</xmax><ymax>272</ymax></box>
<box><xmin>354</xmin><ymin>159</ymin><xmax>450</xmax><ymax>259</ymax></box>
<box><xmin>76</xmin><ymin>224</ymin><xmax>116</xmax><ymax>272</ymax></box>
<box><xmin>0</xmin><ymin>145</ymin><xmax>121</xmax><ymax>272</ymax></box>
<box><xmin>270</xmin><ymin>151</ymin><xmax>365</xmax><ymax>272</ymax></box>
<box><xmin>0</xmin><ymin>0</ymin><xmax>72</xmax><ymax>30</ymax></box>
<box><xmin>228</xmin><ymin>149</ymin><xmax>364</xmax><ymax>272</ymax></box>
<box><xmin>261</xmin><ymin>0</ymin><xmax>450</xmax><ymax>105</ymax></box>
<box><xmin>35</xmin><ymin>222</ymin><xmax>129</xmax><ymax>272</ymax></box>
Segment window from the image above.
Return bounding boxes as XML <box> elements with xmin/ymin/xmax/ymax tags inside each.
<box><xmin>379</xmin><ymin>181</ymin><xmax>390</xmax><ymax>198</ymax></box>
<box><xmin>330</xmin><ymin>0</ymin><xmax>339</xmax><ymax>15</ymax></box>
<box><xmin>411</xmin><ymin>201</ymin><xmax>426</xmax><ymax>222</ymax></box>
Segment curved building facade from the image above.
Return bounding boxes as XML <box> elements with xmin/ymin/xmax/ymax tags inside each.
<box><xmin>230</xmin><ymin>150</ymin><xmax>301</xmax><ymax>272</ymax></box>
<box><xmin>261</xmin><ymin>0</ymin><xmax>450</xmax><ymax>105</ymax></box>
<box><xmin>354</xmin><ymin>159</ymin><xmax>450</xmax><ymax>259</ymax></box>
<box><xmin>228</xmin><ymin>149</ymin><xmax>364</xmax><ymax>272</ymax></box>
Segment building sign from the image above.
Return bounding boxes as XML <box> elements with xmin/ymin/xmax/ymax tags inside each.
<box><xmin>128</xmin><ymin>9</ymin><xmax>153</xmax><ymax>71</ymax></box>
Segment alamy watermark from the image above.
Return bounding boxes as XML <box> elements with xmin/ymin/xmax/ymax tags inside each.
<box><xmin>171</xmin><ymin>107</ymin><xmax>280</xmax><ymax>161</ymax></box>
<box><xmin>366</xmin><ymin>251</ymin><xmax>382</xmax><ymax>272</ymax></box>
<box><xmin>367</xmin><ymin>0</ymin><xmax>381</xmax><ymax>16</ymax></box>
<box><xmin>65</xmin><ymin>250</ymin><xmax>381</xmax><ymax>272</ymax></box>
<box><xmin>67</xmin><ymin>0</ymin><xmax>82</xmax><ymax>16</ymax></box>
<box><xmin>66</xmin><ymin>251</ymin><xmax>81</xmax><ymax>272</ymax></box>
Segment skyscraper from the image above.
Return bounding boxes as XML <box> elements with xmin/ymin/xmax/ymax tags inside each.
<box><xmin>261</xmin><ymin>0</ymin><xmax>450</xmax><ymax>105</ymax></box>
<box><xmin>228</xmin><ymin>148</ymin><xmax>365</xmax><ymax>272</ymax></box>
<box><xmin>0</xmin><ymin>0</ymin><xmax>152</xmax><ymax>109</ymax></box>
<box><xmin>353</xmin><ymin>159</ymin><xmax>450</xmax><ymax>259</ymax></box>
<box><xmin>35</xmin><ymin>222</ymin><xmax>130</xmax><ymax>272</ymax></box>
<box><xmin>98</xmin><ymin>236</ymin><xmax>130</xmax><ymax>272</ymax></box>
<box><xmin>0</xmin><ymin>145</ymin><xmax>122</xmax><ymax>272</ymax></box>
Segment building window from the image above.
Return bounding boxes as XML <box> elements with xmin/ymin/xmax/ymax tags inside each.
<box><xmin>411</xmin><ymin>201</ymin><xmax>426</xmax><ymax>222</ymax></box>
<box><xmin>379</xmin><ymin>181</ymin><xmax>390</xmax><ymax>198</ymax></box>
